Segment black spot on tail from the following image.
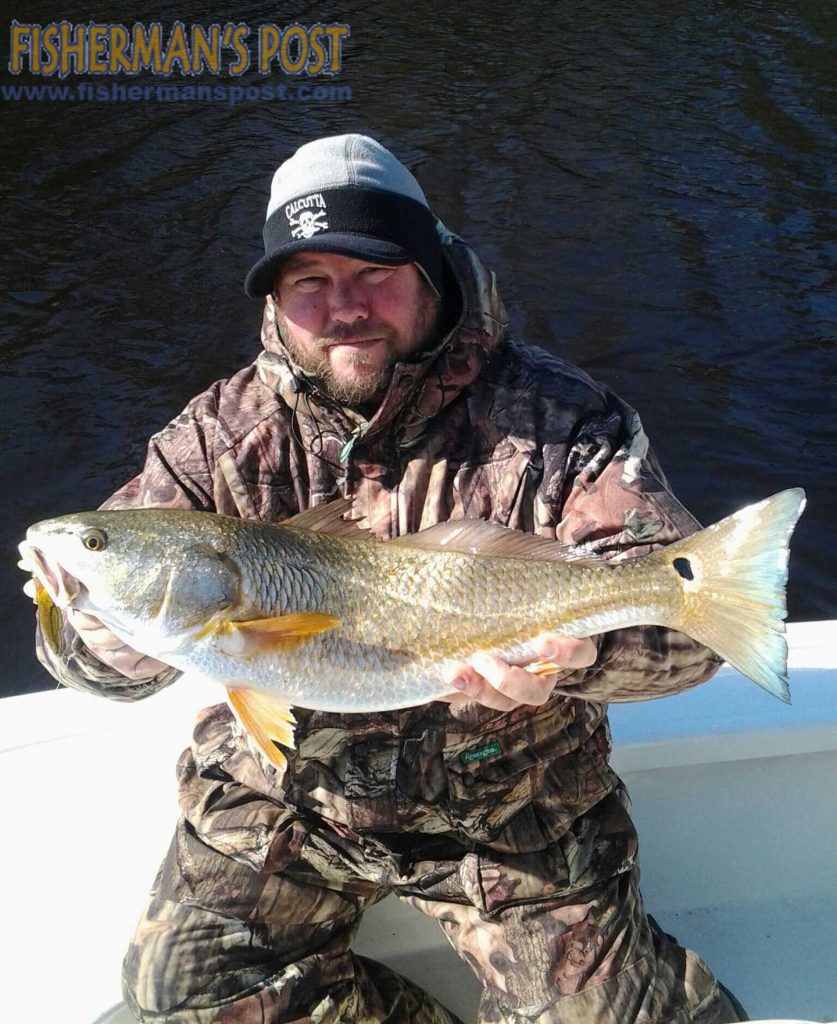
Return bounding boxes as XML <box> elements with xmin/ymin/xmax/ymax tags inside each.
<box><xmin>673</xmin><ymin>557</ymin><xmax>694</xmax><ymax>581</ymax></box>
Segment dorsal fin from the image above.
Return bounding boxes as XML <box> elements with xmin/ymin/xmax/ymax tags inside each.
<box><xmin>392</xmin><ymin>519</ymin><xmax>607</xmax><ymax>565</ymax></box>
<box><xmin>281</xmin><ymin>498</ymin><xmax>371</xmax><ymax>538</ymax></box>
<box><xmin>282</xmin><ymin>499</ymin><xmax>607</xmax><ymax>566</ymax></box>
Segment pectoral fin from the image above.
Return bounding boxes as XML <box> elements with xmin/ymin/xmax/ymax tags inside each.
<box><xmin>226</xmin><ymin>687</ymin><xmax>297</xmax><ymax>772</ymax></box>
<box><xmin>199</xmin><ymin>611</ymin><xmax>341</xmax><ymax>656</ymax></box>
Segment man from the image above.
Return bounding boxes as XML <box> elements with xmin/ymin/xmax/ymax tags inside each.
<box><xmin>36</xmin><ymin>134</ymin><xmax>746</xmax><ymax>1023</ymax></box>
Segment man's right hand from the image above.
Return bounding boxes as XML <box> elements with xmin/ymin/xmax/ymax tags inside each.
<box><xmin>67</xmin><ymin>609</ymin><xmax>170</xmax><ymax>680</ymax></box>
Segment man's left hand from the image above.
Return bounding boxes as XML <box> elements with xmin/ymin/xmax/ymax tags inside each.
<box><xmin>440</xmin><ymin>635</ymin><xmax>598</xmax><ymax>711</ymax></box>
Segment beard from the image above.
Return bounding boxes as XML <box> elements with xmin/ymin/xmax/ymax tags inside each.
<box><xmin>276</xmin><ymin>284</ymin><xmax>443</xmax><ymax>407</ymax></box>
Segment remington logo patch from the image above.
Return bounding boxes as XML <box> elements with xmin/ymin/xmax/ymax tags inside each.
<box><xmin>460</xmin><ymin>740</ymin><xmax>501</xmax><ymax>764</ymax></box>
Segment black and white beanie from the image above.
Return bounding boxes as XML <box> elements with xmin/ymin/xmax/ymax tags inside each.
<box><xmin>244</xmin><ymin>134</ymin><xmax>444</xmax><ymax>299</ymax></box>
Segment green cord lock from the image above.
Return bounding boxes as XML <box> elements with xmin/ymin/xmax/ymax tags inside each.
<box><xmin>338</xmin><ymin>425</ymin><xmax>366</xmax><ymax>466</ymax></box>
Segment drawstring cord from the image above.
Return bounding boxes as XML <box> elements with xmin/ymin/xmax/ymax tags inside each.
<box><xmin>282</xmin><ymin>340</ymin><xmax>454</xmax><ymax>468</ymax></box>
<box><xmin>273</xmin><ymin>308</ymin><xmax>368</xmax><ymax>472</ymax></box>
<box><xmin>288</xmin><ymin>370</ymin><xmax>362</xmax><ymax>472</ymax></box>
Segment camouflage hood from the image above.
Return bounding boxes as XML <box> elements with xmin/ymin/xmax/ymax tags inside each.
<box><xmin>255</xmin><ymin>221</ymin><xmax>509</xmax><ymax>453</ymax></box>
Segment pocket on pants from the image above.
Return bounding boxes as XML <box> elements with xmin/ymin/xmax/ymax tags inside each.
<box><xmin>474</xmin><ymin>789</ymin><xmax>639</xmax><ymax>913</ymax></box>
<box><xmin>444</xmin><ymin>741</ymin><xmax>538</xmax><ymax>845</ymax></box>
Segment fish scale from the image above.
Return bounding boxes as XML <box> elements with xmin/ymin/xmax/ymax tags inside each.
<box><xmin>165</xmin><ymin>522</ymin><xmax>716</xmax><ymax>709</ymax></box>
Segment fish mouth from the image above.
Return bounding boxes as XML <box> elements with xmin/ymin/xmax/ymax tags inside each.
<box><xmin>18</xmin><ymin>542</ymin><xmax>82</xmax><ymax>608</ymax></box>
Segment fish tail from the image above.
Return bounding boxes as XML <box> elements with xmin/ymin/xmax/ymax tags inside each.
<box><xmin>660</xmin><ymin>488</ymin><xmax>806</xmax><ymax>702</ymax></box>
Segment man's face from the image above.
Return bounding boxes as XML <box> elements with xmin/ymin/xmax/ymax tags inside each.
<box><xmin>273</xmin><ymin>251</ymin><xmax>441</xmax><ymax>406</ymax></box>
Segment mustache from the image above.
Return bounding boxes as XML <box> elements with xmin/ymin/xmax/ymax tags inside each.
<box><xmin>320</xmin><ymin>323</ymin><xmax>394</xmax><ymax>344</ymax></box>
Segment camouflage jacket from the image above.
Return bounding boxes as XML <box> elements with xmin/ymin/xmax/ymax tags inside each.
<box><xmin>36</xmin><ymin>224</ymin><xmax>720</xmax><ymax>849</ymax></box>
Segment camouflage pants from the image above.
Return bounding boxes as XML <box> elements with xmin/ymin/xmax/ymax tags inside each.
<box><xmin>123</xmin><ymin>708</ymin><xmax>746</xmax><ymax>1024</ymax></box>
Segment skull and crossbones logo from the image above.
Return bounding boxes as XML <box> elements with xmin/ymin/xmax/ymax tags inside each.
<box><xmin>288</xmin><ymin>208</ymin><xmax>329</xmax><ymax>239</ymax></box>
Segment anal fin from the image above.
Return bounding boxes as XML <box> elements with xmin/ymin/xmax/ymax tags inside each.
<box><xmin>226</xmin><ymin>687</ymin><xmax>296</xmax><ymax>773</ymax></box>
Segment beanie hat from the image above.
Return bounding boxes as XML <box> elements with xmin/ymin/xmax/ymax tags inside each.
<box><xmin>245</xmin><ymin>134</ymin><xmax>444</xmax><ymax>299</ymax></box>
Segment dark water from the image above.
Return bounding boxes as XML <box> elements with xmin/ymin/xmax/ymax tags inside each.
<box><xmin>1</xmin><ymin>2</ymin><xmax>834</xmax><ymax>697</ymax></box>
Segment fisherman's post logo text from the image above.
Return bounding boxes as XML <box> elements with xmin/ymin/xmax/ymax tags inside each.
<box><xmin>8</xmin><ymin>21</ymin><xmax>350</xmax><ymax>78</ymax></box>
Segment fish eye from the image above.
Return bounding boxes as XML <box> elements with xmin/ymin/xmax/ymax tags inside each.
<box><xmin>81</xmin><ymin>529</ymin><xmax>108</xmax><ymax>552</ymax></box>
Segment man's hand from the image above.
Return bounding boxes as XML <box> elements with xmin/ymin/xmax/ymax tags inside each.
<box><xmin>440</xmin><ymin>635</ymin><xmax>598</xmax><ymax>711</ymax></box>
<box><xmin>67</xmin><ymin>609</ymin><xmax>170</xmax><ymax>680</ymax></box>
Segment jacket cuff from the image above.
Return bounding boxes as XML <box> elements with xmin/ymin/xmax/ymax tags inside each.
<box><xmin>554</xmin><ymin>625</ymin><xmax>722</xmax><ymax>703</ymax></box>
<box><xmin>34</xmin><ymin>611</ymin><xmax>180</xmax><ymax>703</ymax></box>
